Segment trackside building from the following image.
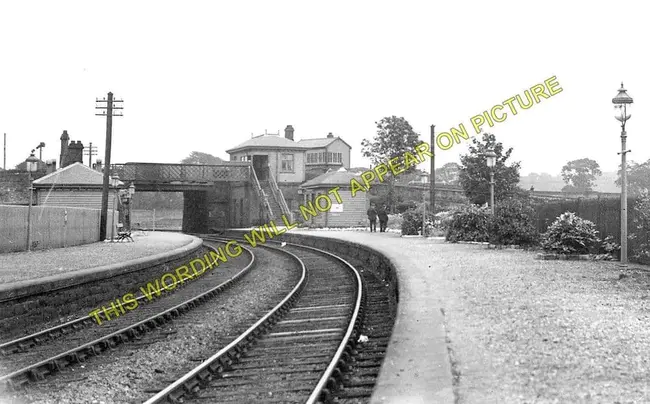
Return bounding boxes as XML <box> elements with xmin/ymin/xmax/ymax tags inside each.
<box><xmin>300</xmin><ymin>168</ymin><xmax>369</xmax><ymax>228</ymax></box>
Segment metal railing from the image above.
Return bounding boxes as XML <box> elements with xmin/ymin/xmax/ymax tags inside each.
<box><xmin>249</xmin><ymin>166</ymin><xmax>273</xmax><ymax>220</ymax></box>
<box><xmin>109</xmin><ymin>162</ymin><xmax>250</xmax><ymax>183</ymax></box>
<box><xmin>267</xmin><ymin>165</ymin><xmax>293</xmax><ymax>222</ymax></box>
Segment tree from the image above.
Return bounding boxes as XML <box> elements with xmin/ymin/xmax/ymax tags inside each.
<box><xmin>436</xmin><ymin>162</ymin><xmax>461</xmax><ymax>185</ymax></box>
<box><xmin>560</xmin><ymin>158</ymin><xmax>602</xmax><ymax>193</ymax></box>
<box><xmin>361</xmin><ymin>116</ymin><xmax>421</xmax><ymax>209</ymax></box>
<box><xmin>458</xmin><ymin>133</ymin><xmax>521</xmax><ymax>205</ymax></box>
<box><xmin>616</xmin><ymin>159</ymin><xmax>650</xmax><ymax>196</ymax></box>
<box><xmin>181</xmin><ymin>151</ymin><xmax>223</xmax><ymax>165</ymax></box>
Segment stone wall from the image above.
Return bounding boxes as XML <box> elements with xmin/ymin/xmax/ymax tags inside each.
<box><xmin>0</xmin><ymin>236</ymin><xmax>203</xmax><ymax>334</ymax></box>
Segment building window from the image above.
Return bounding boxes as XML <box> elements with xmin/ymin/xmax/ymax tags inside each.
<box><xmin>327</xmin><ymin>152</ymin><xmax>333</xmax><ymax>163</ymax></box>
<box><xmin>231</xmin><ymin>155</ymin><xmax>236</xmax><ymax>161</ymax></box>
<box><xmin>240</xmin><ymin>156</ymin><xmax>246</xmax><ymax>161</ymax></box>
<box><xmin>281</xmin><ymin>154</ymin><xmax>294</xmax><ymax>172</ymax></box>
<box><xmin>338</xmin><ymin>152</ymin><xmax>342</xmax><ymax>163</ymax></box>
<box><xmin>318</xmin><ymin>152</ymin><xmax>323</xmax><ymax>163</ymax></box>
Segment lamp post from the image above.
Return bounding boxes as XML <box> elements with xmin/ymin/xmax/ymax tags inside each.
<box><xmin>25</xmin><ymin>151</ymin><xmax>40</xmax><ymax>251</ymax></box>
<box><xmin>110</xmin><ymin>174</ymin><xmax>120</xmax><ymax>242</ymax></box>
<box><xmin>126</xmin><ymin>182</ymin><xmax>135</xmax><ymax>232</ymax></box>
<box><xmin>612</xmin><ymin>82</ymin><xmax>633</xmax><ymax>265</ymax></box>
<box><xmin>485</xmin><ymin>149</ymin><xmax>497</xmax><ymax>214</ymax></box>
<box><xmin>420</xmin><ymin>172</ymin><xmax>428</xmax><ymax>237</ymax></box>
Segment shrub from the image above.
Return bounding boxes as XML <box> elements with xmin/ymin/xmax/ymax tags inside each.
<box><xmin>401</xmin><ymin>208</ymin><xmax>435</xmax><ymax>236</ymax></box>
<box><xmin>489</xmin><ymin>196</ymin><xmax>538</xmax><ymax>246</ymax></box>
<box><xmin>396</xmin><ymin>200</ymin><xmax>418</xmax><ymax>213</ymax></box>
<box><xmin>445</xmin><ymin>204</ymin><xmax>491</xmax><ymax>242</ymax></box>
<box><xmin>541</xmin><ymin>212</ymin><xmax>600</xmax><ymax>254</ymax></box>
<box><xmin>632</xmin><ymin>191</ymin><xmax>650</xmax><ymax>263</ymax></box>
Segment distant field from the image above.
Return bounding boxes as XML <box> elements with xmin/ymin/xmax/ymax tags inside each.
<box><xmin>132</xmin><ymin>209</ymin><xmax>182</xmax><ymax>230</ymax></box>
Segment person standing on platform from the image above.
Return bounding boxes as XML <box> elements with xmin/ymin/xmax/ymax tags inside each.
<box><xmin>378</xmin><ymin>205</ymin><xmax>389</xmax><ymax>232</ymax></box>
<box><xmin>367</xmin><ymin>203</ymin><xmax>378</xmax><ymax>232</ymax></box>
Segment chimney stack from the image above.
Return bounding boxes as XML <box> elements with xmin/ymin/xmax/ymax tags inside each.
<box><xmin>284</xmin><ymin>125</ymin><xmax>294</xmax><ymax>141</ymax></box>
<box><xmin>60</xmin><ymin>130</ymin><xmax>70</xmax><ymax>168</ymax></box>
<box><xmin>64</xmin><ymin>141</ymin><xmax>84</xmax><ymax>167</ymax></box>
<box><xmin>327</xmin><ymin>132</ymin><xmax>334</xmax><ymax>138</ymax></box>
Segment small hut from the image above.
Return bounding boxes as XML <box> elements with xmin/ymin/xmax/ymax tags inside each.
<box><xmin>299</xmin><ymin>168</ymin><xmax>369</xmax><ymax>228</ymax></box>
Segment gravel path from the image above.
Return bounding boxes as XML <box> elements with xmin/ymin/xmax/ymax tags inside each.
<box><xmin>0</xmin><ymin>232</ymin><xmax>194</xmax><ymax>284</ymax></box>
<box><xmin>6</xmin><ymin>245</ymin><xmax>299</xmax><ymax>404</ymax></box>
<box><xmin>432</xmin><ymin>243</ymin><xmax>650</xmax><ymax>403</ymax></box>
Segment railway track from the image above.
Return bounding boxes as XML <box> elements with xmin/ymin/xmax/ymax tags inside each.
<box><xmin>143</xmin><ymin>237</ymin><xmax>365</xmax><ymax>404</ymax></box>
<box><xmin>0</xmin><ymin>240</ymin><xmax>255</xmax><ymax>392</ymax></box>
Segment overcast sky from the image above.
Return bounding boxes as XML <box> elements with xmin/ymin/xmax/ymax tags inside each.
<box><xmin>1</xmin><ymin>1</ymin><xmax>649</xmax><ymax>177</ymax></box>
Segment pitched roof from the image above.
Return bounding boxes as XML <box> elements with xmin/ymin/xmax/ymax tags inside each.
<box><xmin>298</xmin><ymin>136</ymin><xmax>352</xmax><ymax>150</ymax></box>
<box><xmin>226</xmin><ymin>135</ymin><xmax>307</xmax><ymax>153</ymax></box>
<box><xmin>301</xmin><ymin>167</ymin><xmax>366</xmax><ymax>188</ymax></box>
<box><xmin>33</xmin><ymin>162</ymin><xmax>123</xmax><ymax>187</ymax></box>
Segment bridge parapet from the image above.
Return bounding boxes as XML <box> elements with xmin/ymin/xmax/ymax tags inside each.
<box><xmin>110</xmin><ymin>162</ymin><xmax>251</xmax><ymax>185</ymax></box>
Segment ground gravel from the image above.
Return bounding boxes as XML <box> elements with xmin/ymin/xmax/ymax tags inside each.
<box><xmin>0</xmin><ymin>232</ymin><xmax>193</xmax><ymax>284</ymax></box>
<box><xmin>434</xmin><ymin>244</ymin><xmax>650</xmax><ymax>403</ymax></box>
<box><xmin>5</xmin><ymin>245</ymin><xmax>298</xmax><ymax>404</ymax></box>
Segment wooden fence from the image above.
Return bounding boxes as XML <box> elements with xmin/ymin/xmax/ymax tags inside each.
<box><xmin>0</xmin><ymin>205</ymin><xmax>117</xmax><ymax>253</ymax></box>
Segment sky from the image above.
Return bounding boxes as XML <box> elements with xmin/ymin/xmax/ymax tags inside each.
<box><xmin>1</xmin><ymin>1</ymin><xmax>649</xmax><ymax>177</ymax></box>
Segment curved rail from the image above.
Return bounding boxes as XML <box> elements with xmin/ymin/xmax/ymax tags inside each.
<box><xmin>142</xmin><ymin>240</ymin><xmax>307</xmax><ymax>403</ymax></box>
<box><xmin>299</xmin><ymin>241</ymin><xmax>363</xmax><ymax>403</ymax></box>
<box><xmin>0</xmin><ymin>240</ymin><xmax>255</xmax><ymax>391</ymax></box>
<box><xmin>1</xmin><ymin>241</ymin><xmax>237</xmax><ymax>355</ymax></box>
<box><xmin>144</xmin><ymin>237</ymin><xmax>364</xmax><ymax>404</ymax></box>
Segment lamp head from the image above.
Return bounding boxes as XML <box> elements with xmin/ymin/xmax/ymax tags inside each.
<box><xmin>613</xmin><ymin>82</ymin><xmax>633</xmax><ymax>123</ymax></box>
<box><xmin>111</xmin><ymin>174</ymin><xmax>120</xmax><ymax>188</ymax></box>
<box><xmin>485</xmin><ymin>149</ymin><xmax>497</xmax><ymax>168</ymax></box>
<box><xmin>612</xmin><ymin>82</ymin><xmax>633</xmax><ymax>105</ymax></box>
<box><xmin>25</xmin><ymin>152</ymin><xmax>40</xmax><ymax>172</ymax></box>
<box><xmin>128</xmin><ymin>182</ymin><xmax>135</xmax><ymax>196</ymax></box>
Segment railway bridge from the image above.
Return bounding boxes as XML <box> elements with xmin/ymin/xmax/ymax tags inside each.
<box><xmin>109</xmin><ymin>162</ymin><xmax>265</xmax><ymax>233</ymax></box>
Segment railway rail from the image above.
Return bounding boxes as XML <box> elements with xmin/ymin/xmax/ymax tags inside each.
<box><xmin>143</xmin><ymin>237</ymin><xmax>365</xmax><ymax>404</ymax></box>
<box><xmin>0</xmin><ymin>240</ymin><xmax>255</xmax><ymax>392</ymax></box>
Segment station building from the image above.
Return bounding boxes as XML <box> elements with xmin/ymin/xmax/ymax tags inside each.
<box><xmin>299</xmin><ymin>168</ymin><xmax>370</xmax><ymax>228</ymax></box>
<box><xmin>225</xmin><ymin>125</ymin><xmax>356</xmax><ymax>227</ymax></box>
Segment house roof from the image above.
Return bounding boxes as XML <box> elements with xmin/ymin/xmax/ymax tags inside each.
<box><xmin>226</xmin><ymin>135</ymin><xmax>307</xmax><ymax>153</ymax></box>
<box><xmin>33</xmin><ymin>162</ymin><xmax>123</xmax><ymax>187</ymax></box>
<box><xmin>301</xmin><ymin>167</ymin><xmax>366</xmax><ymax>188</ymax></box>
<box><xmin>298</xmin><ymin>136</ymin><xmax>352</xmax><ymax>150</ymax></box>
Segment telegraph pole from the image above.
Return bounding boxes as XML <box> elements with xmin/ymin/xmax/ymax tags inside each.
<box><xmin>430</xmin><ymin>125</ymin><xmax>435</xmax><ymax>216</ymax></box>
<box><xmin>84</xmin><ymin>142</ymin><xmax>98</xmax><ymax>167</ymax></box>
<box><xmin>3</xmin><ymin>133</ymin><xmax>6</xmax><ymax>170</ymax></box>
<box><xmin>96</xmin><ymin>92</ymin><xmax>123</xmax><ymax>240</ymax></box>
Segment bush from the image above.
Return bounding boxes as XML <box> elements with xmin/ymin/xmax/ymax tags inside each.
<box><xmin>401</xmin><ymin>208</ymin><xmax>435</xmax><ymax>236</ymax></box>
<box><xmin>631</xmin><ymin>191</ymin><xmax>650</xmax><ymax>263</ymax></box>
<box><xmin>489</xmin><ymin>196</ymin><xmax>538</xmax><ymax>246</ymax></box>
<box><xmin>395</xmin><ymin>200</ymin><xmax>417</xmax><ymax>213</ymax></box>
<box><xmin>445</xmin><ymin>204</ymin><xmax>491</xmax><ymax>242</ymax></box>
<box><xmin>541</xmin><ymin>212</ymin><xmax>600</xmax><ymax>254</ymax></box>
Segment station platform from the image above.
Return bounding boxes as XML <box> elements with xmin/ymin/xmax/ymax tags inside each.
<box><xmin>0</xmin><ymin>232</ymin><xmax>196</xmax><ymax>285</ymax></box>
<box><xmin>0</xmin><ymin>232</ymin><xmax>203</xmax><ymax>337</ymax></box>
<box><xmin>290</xmin><ymin>230</ymin><xmax>455</xmax><ymax>404</ymax></box>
